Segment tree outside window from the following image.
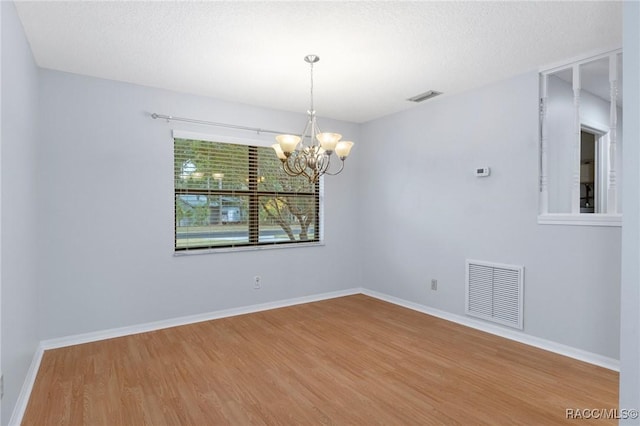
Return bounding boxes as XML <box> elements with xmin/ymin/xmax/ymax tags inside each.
<box><xmin>174</xmin><ymin>138</ymin><xmax>320</xmax><ymax>250</ymax></box>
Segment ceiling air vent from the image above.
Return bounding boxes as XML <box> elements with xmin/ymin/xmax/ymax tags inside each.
<box><xmin>407</xmin><ymin>90</ymin><xmax>442</xmax><ymax>103</ymax></box>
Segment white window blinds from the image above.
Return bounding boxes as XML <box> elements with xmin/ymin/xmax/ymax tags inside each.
<box><xmin>174</xmin><ymin>137</ymin><xmax>320</xmax><ymax>251</ymax></box>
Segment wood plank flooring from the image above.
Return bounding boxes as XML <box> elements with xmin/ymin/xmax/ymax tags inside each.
<box><xmin>23</xmin><ymin>295</ymin><xmax>618</xmax><ymax>425</ymax></box>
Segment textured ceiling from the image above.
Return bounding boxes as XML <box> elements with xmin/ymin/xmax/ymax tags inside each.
<box><xmin>15</xmin><ymin>1</ymin><xmax>622</xmax><ymax>123</ymax></box>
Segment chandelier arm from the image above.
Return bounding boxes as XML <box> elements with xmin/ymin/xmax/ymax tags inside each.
<box><xmin>296</xmin><ymin>156</ymin><xmax>314</xmax><ymax>182</ymax></box>
<box><xmin>303</xmin><ymin>149</ymin><xmax>323</xmax><ymax>183</ymax></box>
<box><xmin>281</xmin><ymin>155</ymin><xmax>305</xmax><ymax>178</ymax></box>
<box><xmin>281</xmin><ymin>161</ymin><xmax>301</xmax><ymax>178</ymax></box>
<box><xmin>316</xmin><ymin>153</ymin><xmax>330</xmax><ymax>175</ymax></box>
<box><xmin>295</xmin><ymin>160</ymin><xmax>310</xmax><ymax>178</ymax></box>
<box><xmin>297</xmin><ymin>152</ymin><xmax>317</xmax><ymax>182</ymax></box>
<box><xmin>322</xmin><ymin>155</ymin><xmax>346</xmax><ymax>176</ymax></box>
<box><xmin>294</xmin><ymin>152</ymin><xmax>308</xmax><ymax>173</ymax></box>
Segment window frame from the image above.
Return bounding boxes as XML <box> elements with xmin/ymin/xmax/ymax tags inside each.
<box><xmin>173</xmin><ymin>130</ymin><xmax>324</xmax><ymax>254</ymax></box>
<box><xmin>537</xmin><ymin>49</ymin><xmax>622</xmax><ymax>227</ymax></box>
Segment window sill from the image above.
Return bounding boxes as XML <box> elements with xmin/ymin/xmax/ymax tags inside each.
<box><xmin>537</xmin><ymin>214</ymin><xmax>622</xmax><ymax>227</ymax></box>
<box><xmin>174</xmin><ymin>240</ymin><xmax>325</xmax><ymax>256</ymax></box>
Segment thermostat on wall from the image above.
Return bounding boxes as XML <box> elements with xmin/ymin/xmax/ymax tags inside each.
<box><xmin>475</xmin><ymin>167</ymin><xmax>491</xmax><ymax>177</ymax></box>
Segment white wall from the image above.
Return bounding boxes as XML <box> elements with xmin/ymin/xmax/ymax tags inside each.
<box><xmin>0</xmin><ymin>2</ymin><xmax>40</xmax><ymax>424</ymax></box>
<box><xmin>359</xmin><ymin>71</ymin><xmax>621</xmax><ymax>359</ymax></box>
<box><xmin>620</xmin><ymin>1</ymin><xmax>640</xmax><ymax>421</ymax></box>
<box><xmin>36</xmin><ymin>69</ymin><xmax>361</xmax><ymax>340</ymax></box>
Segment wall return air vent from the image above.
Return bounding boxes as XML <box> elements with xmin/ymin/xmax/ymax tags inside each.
<box><xmin>465</xmin><ymin>259</ymin><xmax>524</xmax><ymax>330</ymax></box>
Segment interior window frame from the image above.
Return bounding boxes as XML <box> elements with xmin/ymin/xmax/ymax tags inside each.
<box><xmin>537</xmin><ymin>49</ymin><xmax>622</xmax><ymax>227</ymax></box>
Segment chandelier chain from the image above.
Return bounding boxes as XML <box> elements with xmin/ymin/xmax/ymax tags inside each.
<box><xmin>309</xmin><ymin>60</ymin><xmax>314</xmax><ymax>115</ymax></box>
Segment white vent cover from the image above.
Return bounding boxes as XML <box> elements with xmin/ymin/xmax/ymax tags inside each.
<box><xmin>465</xmin><ymin>259</ymin><xmax>524</xmax><ymax>330</ymax></box>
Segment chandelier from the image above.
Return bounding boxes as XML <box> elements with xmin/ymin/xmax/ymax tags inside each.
<box><xmin>272</xmin><ymin>55</ymin><xmax>354</xmax><ymax>183</ymax></box>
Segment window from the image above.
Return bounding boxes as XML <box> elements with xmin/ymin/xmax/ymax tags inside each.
<box><xmin>174</xmin><ymin>137</ymin><xmax>320</xmax><ymax>251</ymax></box>
<box><xmin>538</xmin><ymin>49</ymin><xmax>622</xmax><ymax>226</ymax></box>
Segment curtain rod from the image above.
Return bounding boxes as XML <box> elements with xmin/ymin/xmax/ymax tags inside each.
<box><xmin>151</xmin><ymin>113</ymin><xmax>290</xmax><ymax>136</ymax></box>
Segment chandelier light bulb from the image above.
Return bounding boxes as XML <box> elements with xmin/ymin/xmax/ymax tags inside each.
<box><xmin>335</xmin><ymin>141</ymin><xmax>354</xmax><ymax>159</ymax></box>
<box><xmin>316</xmin><ymin>132</ymin><xmax>342</xmax><ymax>152</ymax></box>
<box><xmin>275</xmin><ymin>134</ymin><xmax>301</xmax><ymax>154</ymax></box>
<box><xmin>271</xmin><ymin>143</ymin><xmax>287</xmax><ymax>160</ymax></box>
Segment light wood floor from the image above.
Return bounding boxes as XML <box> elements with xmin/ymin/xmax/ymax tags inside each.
<box><xmin>23</xmin><ymin>294</ymin><xmax>618</xmax><ymax>425</ymax></box>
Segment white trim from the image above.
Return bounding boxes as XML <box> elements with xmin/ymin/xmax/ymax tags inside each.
<box><xmin>174</xmin><ymin>241</ymin><xmax>325</xmax><ymax>256</ymax></box>
<box><xmin>539</xmin><ymin>73</ymin><xmax>549</xmax><ymax>215</ymax></box>
<box><xmin>539</xmin><ymin>47</ymin><xmax>622</xmax><ymax>74</ymax></box>
<box><xmin>318</xmin><ymin>176</ymin><xmax>325</xmax><ymax>241</ymax></box>
<box><xmin>538</xmin><ymin>213</ymin><xmax>622</xmax><ymax>226</ymax></box>
<box><xmin>8</xmin><ymin>345</ymin><xmax>44</xmax><ymax>426</ymax></box>
<box><xmin>40</xmin><ymin>288</ymin><xmax>362</xmax><ymax>350</ymax></box>
<box><xmin>0</xmin><ymin>3</ymin><xmax>3</xmax><ymax>423</ymax></box>
<box><xmin>581</xmin><ymin>120</ymin><xmax>610</xmax><ymax>136</ymax></box>
<box><xmin>465</xmin><ymin>258</ymin><xmax>525</xmax><ymax>272</ymax></box>
<box><xmin>11</xmin><ymin>286</ymin><xmax>619</xmax><ymax>425</ymax></box>
<box><xmin>361</xmin><ymin>288</ymin><xmax>619</xmax><ymax>372</ymax></box>
<box><xmin>8</xmin><ymin>289</ymin><xmax>362</xmax><ymax>425</ymax></box>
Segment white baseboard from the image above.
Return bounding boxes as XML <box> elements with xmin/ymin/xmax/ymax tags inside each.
<box><xmin>361</xmin><ymin>288</ymin><xmax>620</xmax><ymax>372</ymax></box>
<box><xmin>8</xmin><ymin>344</ymin><xmax>45</xmax><ymax>426</ymax></box>
<box><xmin>11</xmin><ymin>286</ymin><xmax>619</xmax><ymax>425</ymax></box>
<box><xmin>40</xmin><ymin>288</ymin><xmax>363</xmax><ymax>350</ymax></box>
<box><xmin>10</xmin><ymin>287</ymin><xmax>362</xmax><ymax>425</ymax></box>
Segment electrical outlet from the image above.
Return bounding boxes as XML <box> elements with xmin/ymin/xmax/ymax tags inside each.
<box><xmin>254</xmin><ymin>275</ymin><xmax>261</xmax><ymax>289</ymax></box>
<box><xmin>431</xmin><ymin>279</ymin><xmax>438</xmax><ymax>291</ymax></box>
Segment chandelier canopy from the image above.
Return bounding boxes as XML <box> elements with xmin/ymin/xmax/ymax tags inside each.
<box><xmin>272</xmin><ymin>55</ymin><xmax>354</xmax><ymax>184</ymax></box>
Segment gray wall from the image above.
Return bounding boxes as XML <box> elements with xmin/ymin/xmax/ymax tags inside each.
<box><xmin>36</xmin><ymin>69</ymin><xmax>361</xmax><ymax>340</ymax></box>
<box><xmin>1</xmin><ymin>2</ymin><xmax>40</xmax><ymax>424</ymax></box>
<box><xmin>359</xmin><ymin>71</ymin><xmax>621</xmax><ymax>359</ymax></box>
<box><xmin>620</xmin><ymin>1</ymin><xmax>640</xmax><ymax>420</ymax></box>
<box><xmin>2</xmin><ymin>0</ymin><xmax>636</xmax><ymax>420</ymax></box>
